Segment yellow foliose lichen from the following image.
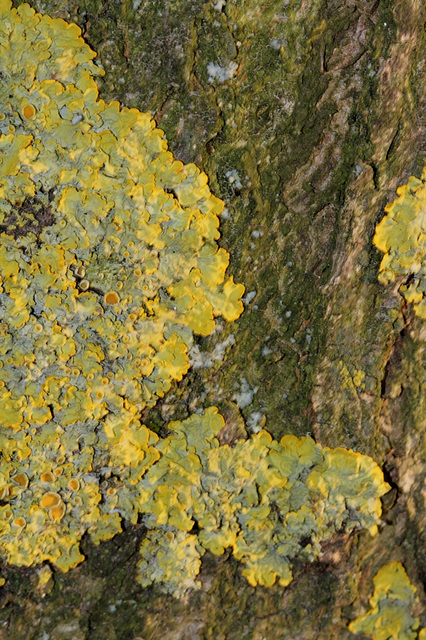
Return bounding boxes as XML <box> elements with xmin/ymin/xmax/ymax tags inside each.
<box><xmin>349</xmin><ymin>562</ymin><xmax>425</xmax><ymax>640</ymax></box>
<box><xmin>135</xmin><ymin>409</ymin><xmax>389</xmax><ymax>597</ymax></box>
<box><xmin>137</xmin><ymin>527</ymin><xmax>204</xmax><ymax>598</ymax></box>
<box><xmin>374</xmin><ymin>167</ymin><xmax>426</xmax><ymax>318</ymax></box>
<box><xmin>0</xmin><ymin>0</ymin><xmax>243</xmax><ymax>570</ymax></box>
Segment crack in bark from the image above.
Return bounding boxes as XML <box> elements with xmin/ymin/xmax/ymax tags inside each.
<box><xmin>379</xmin><ymin>298</ymin><xmax>410</xmax><ymax>402</ymax></box>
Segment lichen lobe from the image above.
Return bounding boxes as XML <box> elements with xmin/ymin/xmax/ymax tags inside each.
<box><xmin>374</xmin><ymin>167</ymin><xmax>426</xmax><ymax>318</ymax></box>
<box><xmin>349</xmin><ymin>562</ymin><xmax>425</xmax><ymax>640</ymax></box>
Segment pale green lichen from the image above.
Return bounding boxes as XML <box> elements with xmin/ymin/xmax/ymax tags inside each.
<box><xmin>374</xmin><ymin>167</ymin><xmax>426</xmax><ymax>318</ymax></box>
<box><xmin>0</xmin><ymin>0</ymin><xmax>391</xmax><ymax>598</ymax></box>
<box><xmin>349</xmin><ymin>562</ymin><xmax>425</xmax><ymax>640</ymax></box>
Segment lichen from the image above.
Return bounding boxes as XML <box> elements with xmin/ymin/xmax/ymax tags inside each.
<box><xmin>134</xmin><ymin>408</ymin><xmax>389</xmax><ymax>597</ymax></box>
<box><xmin>349</xmin><ymin>562</ymin><xmax>425</xmax><ymax>640</ymax></box>
<box><xmin>0</xmin><ymin>0</ymin><xmax>391</xmax><ymax>599</ymax></box>
<box><xmin>374</xmin><ymin>167</ymin><xmax>426</xmax><ymax>318</ymax></box>
<box><xmin>0</xmin><ymin>0</ymin><xmax>243</xmax><ymax>571</ymax></box>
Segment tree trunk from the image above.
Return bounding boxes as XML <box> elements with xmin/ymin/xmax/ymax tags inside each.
<box><xmin>1</xmin><ymin>0</ymin><xmax>425</xmax><ymax>638</ymax></box>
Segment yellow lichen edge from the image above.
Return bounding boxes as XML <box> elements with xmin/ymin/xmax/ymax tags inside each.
<box><xmin>349</xmin><ymin>562</ymin><xmax>425</xmax><ymax>640</ymax></box>
<box><xmin>374</xmin><ymin>166</ymin><xmax>426</xmax><ymax>318</ymax></box>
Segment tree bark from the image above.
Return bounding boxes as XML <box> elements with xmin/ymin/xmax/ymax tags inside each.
<box><xmin>1</xmin><ymin>0</ymin><xmax>425</xmax><ymax>638</ymax></box>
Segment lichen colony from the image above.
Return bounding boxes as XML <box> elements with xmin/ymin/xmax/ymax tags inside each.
<box><xmin>0</xmin><ymin>1</ymin><xmax>390</xmax><ymax>597</ymax></box>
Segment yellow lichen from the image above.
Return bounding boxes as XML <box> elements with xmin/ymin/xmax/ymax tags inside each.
<box><xmin>0</xmin><ymin>0</ymin><xmax>391</xmax><ymax>598</ymax></box>
<box><xmin>134</xmin><ymin>408</ymin><xmax>389</xmax><ymax>597</ymax></box>
<box><xmin>374</xmin><ymin>167</ymin><xmax>426</xmax><ymax>318</ymax></box>
<box><xmin>37</xmin><ymin>564</ymin><xmax>52</xmax><ymax>588</ymax></box>
<box><xmin>349</xmin><ymin>563</ymin><xmax>425</xmax><ymax>640</ymax></box>
<box><xmin>339</xmin><ymin>361</ymin><xmax>366</xmax><ymax>391</ymax></box>
<box><xmin>0</xmin><ymin>0</ymin><xmax>243</xmax><ymax>571</ymax></box>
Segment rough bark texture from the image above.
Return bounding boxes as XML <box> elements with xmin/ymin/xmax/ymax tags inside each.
<box><xmin>1</xmin><ymin>0</ymin><xmax>425</xmax><ymax>638</ymax></box>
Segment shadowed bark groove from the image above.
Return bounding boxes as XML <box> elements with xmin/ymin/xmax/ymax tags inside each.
<box><xmin>1</xmin><ymin>0</ymin><xmax>425</xmax><ymax>638</ymax></box>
